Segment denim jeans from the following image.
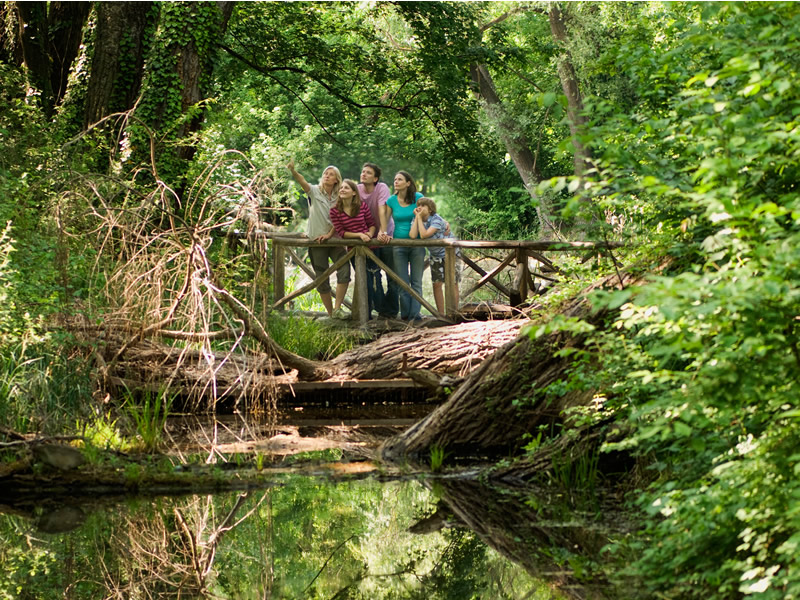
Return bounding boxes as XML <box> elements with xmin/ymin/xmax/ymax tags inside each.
<box><xmin>393</xmin><ymin>246</ymin><xmax>425</xmax><ymax>319</ymax></box>
<box><xmin>373</xmin><ymin>246</ymin><xmax>398</xmax><ymax>317</ymax></box>
<box><xmin>361</xmin><ymin>256</ymin><xmax>380</xmax><ymax>318</ymax></box>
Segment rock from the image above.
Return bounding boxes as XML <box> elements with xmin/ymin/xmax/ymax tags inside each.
<box><xmin>32</xmin><ymin>443</ymin><xmax>86</xmax><ymax>471</ymax></box>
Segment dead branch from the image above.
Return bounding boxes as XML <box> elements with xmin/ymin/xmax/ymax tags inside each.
<box><xmin>207</xmin><ymin>280</ymin><xmax>325</xmax><ymax>381</ymax></box>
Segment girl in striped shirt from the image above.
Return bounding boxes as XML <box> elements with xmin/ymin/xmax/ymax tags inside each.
<box><xmin>328</xmin><ymin>179</ymin><xmax>377</xmax><ymax>319</ymax></box>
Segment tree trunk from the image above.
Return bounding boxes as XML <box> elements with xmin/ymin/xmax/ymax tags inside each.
<box><xmin>71</xmin><ymin>319</ymin><xmax>525</xmax><ymax>409</ymax></box>
<box><xmin>382</xmin><ymin>329</ymin><xmax>590</xmax><ymax>460</ymax></box>
<box><xmin>469</xmin><ymin>62</ymin><xmax>559</xmax><ymax>237</ymax></box>
<box><xmin>84</xmin><ymin>2</ymin><xmax>153</xmax><ymax>127</ymax></box>
<box><xmin>133</xmin><ymin>1</ymin><xmax>235</xmax><ymax>201</ymax></box>
<box><xmin>173</xmin><ymin>2</ymin><xmax>235</xmax><ymax>163</ymax></box>
<box><xmin>0</xmin><ymin>2</ymin><xmax>24</xmax><ymax>65</ymax></box>
<box><xmin>549</xmin><ymin>4</ymin><xmax>592</xmax><ymax>183</ymax></box>
<box><xmin>469</xmin><ymin>64</ymin><xmax>542</xmax><ymax>186</ymax></box>
<box><xmin>328</xmin><ymin>320</ymin><xmax>526</xmax><ymax>379</ymax></box>
<box><xmin>47</xmin><ymin>1</ymin><xmax>90</xmax><ymax>106</ymax></box>
<box><xmin>13</xmin><ymin>1</ymin><xmax>53</xmax><ymax>115</ymax></box>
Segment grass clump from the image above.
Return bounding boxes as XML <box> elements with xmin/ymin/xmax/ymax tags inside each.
<box><xmin>123</xmin><ymin>389</ymin><xmax>174</xmax><ymax>452</ymax></box>
<box><xmin>267</xmin><ymin>313</ymin><xmax>365</xmax><ymax>360</ymax></box>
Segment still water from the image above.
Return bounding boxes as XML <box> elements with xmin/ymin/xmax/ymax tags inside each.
<box><xmin>0</xmin><ymin>413</ymin><xmax>631</xmax><ymax>599</ymax></box>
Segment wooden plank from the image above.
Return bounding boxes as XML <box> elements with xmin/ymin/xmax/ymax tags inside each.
<box><xmin>280</xmin><ymin>379</ymin><xmax>421</xmax><ymax>390</ymax></box>
<box><xmin>286</xmin><ymin>246</ymin><xmax>352</xmax><ymax>311</ymax></box>
<box><xmin>256</xmin><ymin>233</ymin><xmax>624</xmax><ymax>252</ymax></box>
<box><xmin>287</xmin><ymin>246</ymin><xmax>315</xmax><ymax>279</ymax></box>
<box><xmin>459</xmin><ymin>303</ymin><xmax>518</xmax><ymax>320</ymax></box>
<box><xmin>280</xmin><ymin>418</ymin><xmax>420</xmax><ymax>427</ymax></box>
<box><xmin>362</xmin><ymin>247</ymin><xmax>445</xmax><ymax>320</ymax></box>
<box><xmin>532</xmin><ymin>270</ymin><xmax>559</xmax><ymax>283</ymax></box>
<box><xmin>460</xmin><ymin>253</ymin><xmax>511</xmax><ymax>297</ymax></box>
<box><xmin>272</xmin><ymin>248</ymin><xmax>355</xmax><ymax>310</ymax></box>
<box><xmin>527</xmin><ymin>250</ymin><xmax>558</xmax><ymax>272</ymax></box>
<box><xmin>511</xmin><ymin>248</ymin><xmax>529</xmax><ymax>306</ymax></box>
<box><xmin>527</xmin><ymin>270</ymin><xmax>538</xmax><ymax>295</ymax></box>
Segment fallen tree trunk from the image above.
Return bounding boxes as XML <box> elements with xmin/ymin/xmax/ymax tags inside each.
<box><xmin>76</xmin><ymin>318</ymin><xmax>527</xmax><ymax>409</ymax></box>
<box><xmin>381</xmin><ymin>268</ymin><xmax>645</xmax><ymax>462</ymax></box>
<box><xmin>327</xmin><ymin>320</ymin><xmax>526</xmax><ymax>379</ymax></box>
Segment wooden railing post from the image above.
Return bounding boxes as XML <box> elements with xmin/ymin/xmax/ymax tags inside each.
<box><xmin>444</xmin><ymin>246</ymin><xmax>457</xmax><ymax>316</ymax></box>
<box><xmin>354</xmin><ymin>247</ymin><xmax>369</xmax><ymax>326</ymax></box>
<box><xmin>272</xmin><ymin>239</ymin><xmax>285</xmax><ymax>309</ymax></box>
<box><xmin>510</xmin><ymin>248</ymin><xmax>529</xmax><ymax>307</ymax></box>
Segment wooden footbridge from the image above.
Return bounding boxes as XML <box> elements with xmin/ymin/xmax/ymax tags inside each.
<box><xmin>262</xmin><ymin>233</ymin><xmax>622</xmax><ymax>325</ymax></box>
<box><xmin>96</xmin><ymin>232</ymin><xmax>622</xmax><ymax>407</ymax></box>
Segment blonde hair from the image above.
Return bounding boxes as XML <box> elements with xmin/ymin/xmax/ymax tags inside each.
<box><xmin>319</xmin><ymin>165</ymin><xmax>342</xmax><ymax>198</ymax></box>
<box><xmin>336</xmin><ymin>179</ymin><xmax>362</xmax><ymax>214</ymax></box>
<box><xmin>417</xmin><ymin>197</ymin><xmax>437</xmax><ymax>214</ymax></box>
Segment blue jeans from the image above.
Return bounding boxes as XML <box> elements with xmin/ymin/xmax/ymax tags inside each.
<box><xmin>393</xmin><ymin>246</ymin><xmax>425</xmax><ymax>319</ymax></box>
<box><xmin>356</xmin><ymin>256</ymin><xmax>380</xmax><ymax>318</ymax></box>
<box><xmin>374</xmin><ymin>246</ymin><xmax>399</xmax><ymax>317</ymax></box>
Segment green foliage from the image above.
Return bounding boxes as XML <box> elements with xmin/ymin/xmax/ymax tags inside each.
<box><xmin>554</xmin><ymin>3</ymin><xmax>800</xmax><ymax>597</ymax></box>
<box><xmin>5</xmin><ymin>4</ymin><xmax>800</xmax><ymax>596</ymax></box>
<box><xmin>79</xmin><ymin>411</ymin><xmax>129</xmax><ymax>455</ymax></box>
<box><xmin>124</xmin><ymin>389</ymin><xmax>174</xmax><ymax>452</ymax></box>
<box><xmin>524</xmin><ymin>315</ymin><xmax>597</xmax><ymax>340</ymax></box>
<box><xmin>0</xmin><ymin>342</ymin><xmax>94</xmax><ymax>435</ymax></box>
<box><xmin>549</xmin><ymin>445</ymin><xmax>601</xmax><ymax>500</ymax></box>
<box><xmin>127</xmin><ymin>2</ymin><xmax>228</xmax><ymax>189</ymax></box>
<box><xmin>429</xmin><ymin>444</ymin><xmax>449</xmax><ymax>473</ymax></box>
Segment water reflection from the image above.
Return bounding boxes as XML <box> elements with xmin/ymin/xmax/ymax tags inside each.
<box><xmin>428</xmin><ymin>479</ymin><xmax>632</xmax><ymax>600</ymax></box>
<box><xmin>0</xmin><ymin>475</ymin><xmax>571</xmax><ymax>599</ymax></box>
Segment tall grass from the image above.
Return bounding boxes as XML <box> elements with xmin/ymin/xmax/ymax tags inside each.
<box><xmin>124</xmin><ymin>388</ymin><xmax>173</xmax><ymax>452</ymax></box>
<box><xmin>0</xmin><ymin>342</ymin><xmax>94</xmax><ymax>434</ymax></box>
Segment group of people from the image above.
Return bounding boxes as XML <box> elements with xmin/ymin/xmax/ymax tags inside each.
<box><xmin>286</xmin><ymin>160</ymin><xmax>459</xmax><ymax>321</ymax></box>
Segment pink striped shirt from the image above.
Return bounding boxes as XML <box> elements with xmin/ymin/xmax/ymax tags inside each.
<box><xmin>329</xmin><ymin>202</ymin><xmax>376</xmax><ymax>239</ymax></box>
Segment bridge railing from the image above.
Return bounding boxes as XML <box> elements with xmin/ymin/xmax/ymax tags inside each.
<box><xmin>258</xmin><ymin>232</ymin><xmax>622</xmax><ymax>326</ymax></box>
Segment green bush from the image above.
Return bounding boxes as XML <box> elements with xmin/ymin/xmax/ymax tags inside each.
<box><xmin>565</xmin><ymin>3</ymin><xmax>800</xmax><ymax>597</ymax></box>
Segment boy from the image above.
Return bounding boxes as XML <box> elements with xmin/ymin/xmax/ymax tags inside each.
<box><xmin>411</xmin><ymin>197</ymin><xmax>460</xmax><ymax>314</ymax></box>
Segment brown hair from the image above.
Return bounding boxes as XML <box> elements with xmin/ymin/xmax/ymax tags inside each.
<box><xmin>396</xmin><ymin>171</ymin><xmax>417</xmax><ymax>204</ymax></box>
<box><xmin>335</xmin><ymin>179</ymin><xmax>362</xmax><ymax>215</ymax></box>
<box><xmin>362</xmin><ymin>162</ymin><xmax>382</xmax><ymax>181</ymax></box>
<box><xmin>417</xmin><ymin>197</ymin><xmax>437</xmax><ymax>214</ymax></box>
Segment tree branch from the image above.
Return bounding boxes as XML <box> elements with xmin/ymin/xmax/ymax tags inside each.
<box><xmin>205</xmin><ymin>278</ymin><xmax>325</xmax><ymax>381</ymax></box>
<box><xmin>219</xmin><ymin>43</ymin><xmax>414</xmax><ymax>113</ymax></box>
<box><xmin>303</xmin><ymin>534</ymin><xmax>357</xmax><ymax>594</ymax></box>
<box><xmin>479</xmin><ymin>6</ymin><xmax>543</xmax><ymax>34</ymax></box>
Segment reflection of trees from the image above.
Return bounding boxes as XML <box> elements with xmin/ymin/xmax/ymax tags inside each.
<box><xmin>423</xmin><ymin>479</ymin><xmax>631</xmax><ymax>600</ymax></box>
<box><xmin>0</xmin><ymin>478</ymin><xmax>583</xmax><ymax>599</ymax></box>
<box><xmin>100</xmin><ymin>492</ymin><xmax>266</xmax><ymax>598</ymax></box>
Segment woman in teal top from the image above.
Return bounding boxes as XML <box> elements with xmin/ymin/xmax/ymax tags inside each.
<box><xmin>384</xmin><ymin>171</ymin><xmax>425</xmax><ymax>320</ymax></box>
